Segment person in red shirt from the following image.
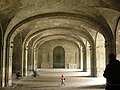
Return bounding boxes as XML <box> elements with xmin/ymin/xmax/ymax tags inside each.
<box><xmin>61</xmin><ymin>74</ymin><xmax>65</xmax><ymax>85</ymax></box>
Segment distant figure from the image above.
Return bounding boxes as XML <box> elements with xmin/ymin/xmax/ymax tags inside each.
<box><xmin>32</xmin><ymin>70</ymin><xmax>37</xmax><ymax>77</ymax></box>
<box><xmin>103</xmin><ymin>53</ymin><xmax>120</xmax><ymax>90</ymax></box>
<box><xmin>16</xmin><ymin>71</ymin><xmax>21</xmax><ymax>79</ymax></box>
<box><xmin>61</xmin><ymin>74</ymin><xmax>65</xmax><ymax>85</ymax></box>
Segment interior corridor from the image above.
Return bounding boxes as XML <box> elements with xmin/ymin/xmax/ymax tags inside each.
<box><xmin>2</xmin><ymin>69</ymin><xmax>106</xmax><ymax>90</ymax></box>
<box><xmin>1</xmin><ymin>0</ymin><xmax>120</xmax><ymax>89</ymax></box>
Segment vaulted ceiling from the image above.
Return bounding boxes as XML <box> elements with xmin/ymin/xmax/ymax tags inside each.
<box><xmin>0</xmin><ymin>0</ymin><xmax>120</xmax><ymax>49</ymax></box>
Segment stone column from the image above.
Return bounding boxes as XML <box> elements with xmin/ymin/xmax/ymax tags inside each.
<box><xmin>5</xmin><ymin>44</ymin><xmax>13</xmax><ymax>87</ymax></box>
<box><xmin>0</xmin><ymin>44</ymin><xmax>2</xmax><ymax>88</ymax></box>
<box><xmin>105</xmin><ymin>40</ymin><xmax>116</xmax><ymax>64</ymax></box>
<box><xmin>2</xmin><ymin>46</ymin><xmax>6</xmax><ymax>87</ymax></box>
<box><xmin>105</xmin><ymin>41</ymin><xmax>109</xmax><ymax>65</ymax></box>
<box><xmin>86</xmin><ymin>45</ymin><xmax>90</xmax><ymax>72</ymax></box>
<box><xmin>0</xmin><ymin>23</ymin><xmax>4</xmax><ymax>87</ymax></box>
<box><xmin>35</xmin><ymin>48</ymin><xmax>39</xmax><ymax>69</ymax></box>
<box><xmin>23</xmin><ymin>46</ymin><xmax>28</xmax><ymax>76</ymax></box>
<box><xmin>83</xmin><ymin>47</ymin><xmax>87</xmax><ymax>72</ymax></box>
<box><xmin>90</xmin><ymin>46</ymin><xmax>97</xmax><ymax>77</ymax></box>
<box><xmin>31</xmin><ymin>47</ymin><xmax>34</xmax><ymax>70</ymax></box>
<box><xmin>33</xmin><ymin>48</ymin><xmax>36</xmax><ymax>70</ymax></box>
<box><xmin>27</xmin><ymin>46</ymin><xmax>32</xmax><ymax>71</ymax></box>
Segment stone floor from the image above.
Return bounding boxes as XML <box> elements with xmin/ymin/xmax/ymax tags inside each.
<box><xmin>2</xmin><ymin>69</ymin><xmax>106</xmax><ymax>90</ymax></box>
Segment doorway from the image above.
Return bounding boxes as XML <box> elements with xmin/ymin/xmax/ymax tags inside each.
<box><xmin>53</xmin><ymin>46</ymin><xmax>65</xmax><ymax>68</ymax></box>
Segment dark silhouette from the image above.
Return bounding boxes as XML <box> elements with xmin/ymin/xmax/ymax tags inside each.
<box><xmin>103</xmin><ymin>53</ymin><xmax>120</xmax><ymax>90</ymax></box>
<box><xmin>16</xmin><ymin>71</ymin><xmax>21</xmax><ymax>79</ymax></box>
<box><xmin>32</xmin><ymin>70</ymin><xmax>37</xmax><ymax>77</ymax></box>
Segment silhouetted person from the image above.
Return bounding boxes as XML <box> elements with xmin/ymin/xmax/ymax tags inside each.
<box><xmin>61</xmin><ymin>74</ymin><xmax>65</xmax><ymax>85</ymax></box>
<box><xmin>16</xmin><ymin>71</ymin><xmax>21</xmax><ymax>79</ymax></box>
<box><xmin>32</xmin><ymin>70</ymin><xmax>37</xmax><ymax>77</ymax></box>
<box><xmin>103</xmin><ymin>53</ymin><xmax>120</xmax><ymax>90</ymax></box>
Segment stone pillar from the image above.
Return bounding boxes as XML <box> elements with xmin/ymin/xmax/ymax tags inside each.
<box><xmin>47</xmin><ymin>52</ymin><xmax>50</xmax><ymax>68</ymax></box>
<box><xmin>107</xmin><ymin>40</ymin><xmax>116</xmax><ymax>54</ymax></box>
<box><xmin>82</xmin><ymin>48</ymin><xmax>86</xmax><ymax>71</ymax></box>
<box><xmin>26</xmin><ymin>47</ymin><xmax>28</xmax><ymax>76</ymax></box>
<box><xmin>5</xmin><ymin>44</ymin><xmax>13</xmax><ymax>87</ymax></box>
<box><xmin>0</xmin><ymin>24</ymin><xmax>3</xmax><ymax>87</ymax></box>
<box><xmin>27</xmin><ymin>46</ymin><xmax>32</xmax><ymax>71</ymax></box>
<box><xmin>80</xmin><ymin>51</ymin><xmax>83</xmax><ymax>70</ymax></box>
<box><xmin>23</xmin><ymin>46</ymin><xmax>28</xmax><ymax>76</ymax></box>
<box><xmin>2</xmin><ymin>46</ymin><xmax>6</xmax><ymax>87</ymax></box>
<box><xmin>90</xmin><ymin>46</ymin><xmax>97</xmax><ymax>77</ymax></box>
<box><xmin>0</xmin><ymin>45</ymin><xmax>2</xmax><ymax>88</ymax></box>
<box><xmin>108</xmin><ymin>41</ymin><xmax>116</xmax><ymax>54</ymax></box>
<box><xmin>86</xmin><ymin>45</ymin><xmax>90</xmax><ymax>72</ymax></box>
<box><xmin>105</xmin><ymin>40</ymin><xmax>116</xmax><ymax>64</ymax></box>
<box><xmin>33</xmin><ymin>48</ymin><xmax>36</xmax><ymax>70</ymax></box>
<box><xmin>105</xmin><ymin>41</ymin><xmax>109</xmax><ymax>65</ymax></box>
<box><xmin>83</xmin><ymin>47</ymin><xmax>87</xmax><ymax>72</ymax></box>
<box><xmin>31</xmin><ymin>47</ymin><xmax>34</xmax><ymax>70</ymax></box>
<box><xmin>78</xmin><ymin>47</ymin><xmax>81</xmax><ymax>69</ymax></box>
<box><xmin>35</xmin><ymin>48</ymin><xmax>39</xmax><ymax>69</ymax></box>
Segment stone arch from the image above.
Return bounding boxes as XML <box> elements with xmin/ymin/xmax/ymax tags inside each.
<box><xmin>23</xmin><ymin>30</ymin><xmax>87</xmax><ymax>72</ymax></box>
<box><xmin>25</xmin><ymin>37</ymin><xmax>83</xmax><ymax>70</ymax></box>
<box><xmin>30</xmin><ymin>36</ymin><xmax>83</xmax><ymax>70</ymax></box>
<box><xmin>5</xmin><ymin>12</ymin><xmax>113</xmax><ymax>41</ymax></box>
<box><xmin>3</xmin><ymin>12</ymin><xmax>114</xmax><ymax>87</ymax></box>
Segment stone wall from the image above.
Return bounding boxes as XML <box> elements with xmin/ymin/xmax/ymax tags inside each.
<box><xmin>13</xmin><ymin>35</ymin><xmax>22</xmax><ymax>73</ymax></box>
<box><xmin>38</xmin><ymin>39</ymin><xmax>80</xmax><ymax>69</ymax></box>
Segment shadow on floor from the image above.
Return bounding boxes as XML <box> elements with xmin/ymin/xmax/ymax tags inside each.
<box><xmin>76</xmin><ymin>84</ymin><xmax>105</xmax><ymax>89</ymax></box>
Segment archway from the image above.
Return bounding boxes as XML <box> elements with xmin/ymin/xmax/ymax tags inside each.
<box><xmin>53</xmin><ymin>46</ymin><xmax>65</xmax><ymax>68</ymax></box>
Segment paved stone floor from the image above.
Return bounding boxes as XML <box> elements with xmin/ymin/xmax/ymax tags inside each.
<box><xmin>2</xmin><ymin>69</ymin><xmax>106</xmax><ymax>90</ymax></box>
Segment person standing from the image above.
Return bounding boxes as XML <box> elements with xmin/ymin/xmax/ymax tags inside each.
<box><xmin>103</xmin><ymin>53</ymin><xmax>120</xmax><ymax>90</ymax></box>
<box><xmin>16</xmin><ymin>71</ymin><xmax>21</xmax><ymax>79</ymax></box>
<box><xmin>33</xmin><ymin>70</ymin><xmax>37</xmax><ymax>77</ymax></box>
<box><xmin>61</xmin><ymin>74</ymin><xmax>65</xmax><ymax>85</ymax></box>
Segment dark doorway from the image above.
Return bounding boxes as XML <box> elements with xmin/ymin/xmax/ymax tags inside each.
<box><xmin>53</xmin><ymin>46</ymin><xmax>65</xmax><ymax>68</ymax></box>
